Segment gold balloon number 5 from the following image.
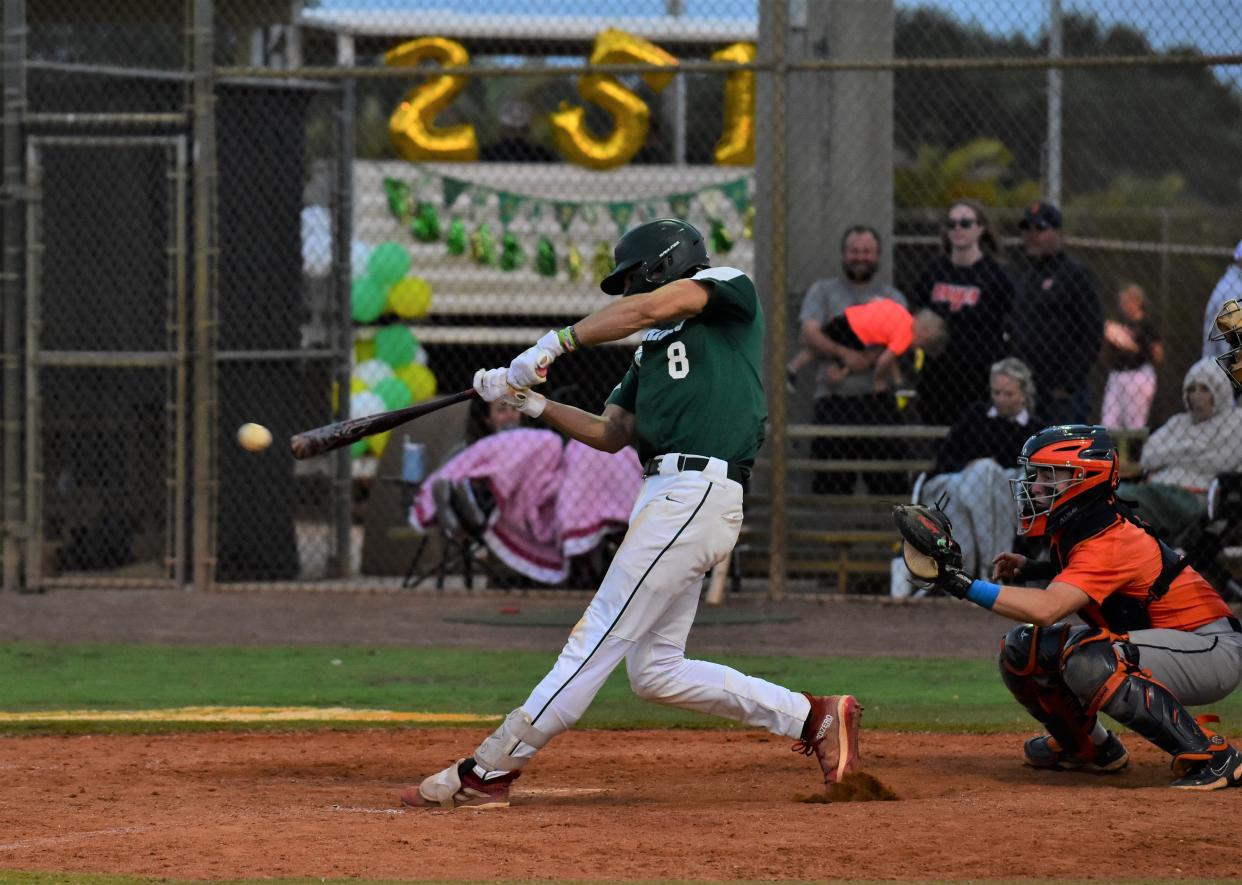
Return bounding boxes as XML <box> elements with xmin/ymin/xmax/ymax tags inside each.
<box><xmin>386</xmin><ymin>36</ymin><xmax>478</xmax><ymax>162</ymax></box>
<box><xmin>550</xmin><ymin>29</ymin><xmax>679</xmax><ymax>171</ymax></box>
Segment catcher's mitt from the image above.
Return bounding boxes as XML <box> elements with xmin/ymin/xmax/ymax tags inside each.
<box><xmin>892</xmin><ymin>504</ymin><xmax>963</xmax><ymax>582</ymax></box>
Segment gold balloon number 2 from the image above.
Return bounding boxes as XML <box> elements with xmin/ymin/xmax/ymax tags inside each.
<box><xmin>385</xmin><ymin>36</ymin><xmax>478</xmax><ymax>162</ymax></box>
<box><xmin>385</xmin><ymin>30</ymin><xmax>757</xmax><ymax>170</ymax></box>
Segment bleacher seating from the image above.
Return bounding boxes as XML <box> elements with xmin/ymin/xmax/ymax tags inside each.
<box><xmin>736</xmin><ymin>424</ymin><xmax>1149</xmax><ymax>594</ymax></box>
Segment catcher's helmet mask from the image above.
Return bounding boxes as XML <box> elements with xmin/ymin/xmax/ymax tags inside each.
<box><xmin>1210</xmin><ymin>299</ymin><xmax>1242</xmax><ymax>390</ymax></box>
<box><xmin>1011</xmin><ymin>424</ymin><xmax>1118</xmax><ymax>537</ymax></box>
<box><xmin>600</xmin><ymin>218</ymin><xmax>710</xmax><ymax>297</ymax></box>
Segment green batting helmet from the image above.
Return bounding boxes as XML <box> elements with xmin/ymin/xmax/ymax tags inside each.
<box><xmin>600</xmin><ymin>218</ymin><xmax>710</xmax><ymax>296</ymax></box>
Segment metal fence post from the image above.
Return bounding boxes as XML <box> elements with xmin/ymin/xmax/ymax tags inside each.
<box><xmin>331</xmin><ymin>77</ymin><xmax>355</xmax><ymax>578</ymax></box>
<box><xmin>1</xmin><ymin>0</ymin><xmax>25</xmax><ymax>592</ymax></box>
<box><xmin>766</xmin><ymin>0</ymin><xmax>789</xmax><ymax>601</ymax></box>
<box><xmin>191</xmin><ymin>0</ymin><xmax>217</xmax><ymax>591</ymax></box>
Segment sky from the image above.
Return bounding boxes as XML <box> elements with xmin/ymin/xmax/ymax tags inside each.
<box><xmin>312</xmin><ymin>0</ymin><xmax>1242</xmax><ymax>58</ymax></box>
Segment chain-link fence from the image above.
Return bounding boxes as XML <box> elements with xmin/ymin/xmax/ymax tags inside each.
<box><xmin>3</xmin><ymin>0</ymin><xmax>1240</xmax><ymax>598</ymax></box>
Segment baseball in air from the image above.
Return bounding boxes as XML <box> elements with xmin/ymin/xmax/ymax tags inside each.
<box><xmin>237</xmin><ymin>422</ymin><xmax>273</xmax><ymax>452</ymax></box>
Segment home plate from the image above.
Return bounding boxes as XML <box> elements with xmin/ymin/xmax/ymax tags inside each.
<box><xmin>520</xmin><ymin>787</ymin><xmax>608</xmax><ymax>796</ymax></box>
<box><xmin>329</xmin><ymin>805</ymin><xmax>407</xmax><ymax>814</ymax></box>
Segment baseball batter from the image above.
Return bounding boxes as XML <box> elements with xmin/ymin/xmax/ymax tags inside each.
<box><xmin>401</xmin><ymin>218</ymin><xmax>861</xmax><ymax>809</ymax></box>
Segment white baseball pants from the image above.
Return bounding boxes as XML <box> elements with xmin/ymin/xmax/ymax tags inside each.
<box><xmin>501</xmin><ymin>454</ymin><xmax>812</xmax><ymax>767</ymax></box>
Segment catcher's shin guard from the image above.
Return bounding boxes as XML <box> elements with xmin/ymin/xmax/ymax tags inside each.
<box><xmin>999</xmin><ymin>622</ymin><xmax>1098</xmax><ymax>759</ymax></box>
<box><xmin>1061</xmin><ymin>633</ymin><xmax>1215</xmax><ymax>761</ymax></box>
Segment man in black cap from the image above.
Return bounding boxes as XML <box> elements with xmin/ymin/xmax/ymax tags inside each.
<box><xmin>1010</xmin><ymin>201</ymin><xmax>1103</xmax><ymax>426</ymax></box>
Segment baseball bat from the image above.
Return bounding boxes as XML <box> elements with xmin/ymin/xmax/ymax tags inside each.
<box><xmin>290</xmin><ymin>388</ymin><xmax>478</xmax><ymax>460</ymax></box>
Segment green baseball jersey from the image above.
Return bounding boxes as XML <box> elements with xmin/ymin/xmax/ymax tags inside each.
<box><xmin>606</xmin><ymin>267</ymin><xmax>766</xmax><ymax>475</ymax></box>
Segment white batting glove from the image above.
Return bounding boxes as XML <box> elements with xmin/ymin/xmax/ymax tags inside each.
<box><xmin>472</xmin><ymin>368</ymin><xmax>546</xmax><ymax>418</ymax></box>
<box><xmin>507</xmin><ymin>330</ymin><xmax>564</xmax><ymax>389</ymax></box>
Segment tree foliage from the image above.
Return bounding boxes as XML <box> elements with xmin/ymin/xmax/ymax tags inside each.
<box><xmin>894</xmin><ymin>8</ymin><xmax>1242</xmax><ymax>208</ymax></box>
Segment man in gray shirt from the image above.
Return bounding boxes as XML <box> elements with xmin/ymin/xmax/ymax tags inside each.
<box><xmin>796</xmin><ymin>225</ymin><xmax>909</xmax><ymax>494</ymax></box>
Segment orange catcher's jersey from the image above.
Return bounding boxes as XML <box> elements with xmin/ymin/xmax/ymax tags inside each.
<box><xmin>1053</xmin><ymin>517</ymin><xmax>1232</xmax><ymax>631</ymax></box>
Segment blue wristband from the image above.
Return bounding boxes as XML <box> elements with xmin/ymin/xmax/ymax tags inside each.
<box><xmin>965</xmin><ymin>579</ymin><xmax>1001</xmax><ymax>610</ymax></box>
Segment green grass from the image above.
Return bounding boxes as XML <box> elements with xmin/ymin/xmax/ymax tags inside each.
<box><xmin>2</xmin><ymin>642</ymin><xmax>1240</xmax><ymax>735</ymax></box>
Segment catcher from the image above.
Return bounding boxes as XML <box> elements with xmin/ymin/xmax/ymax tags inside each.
<box><xmin>894</xmin><ymin>424</ymin><xmax>1242</xmax><ymax>790</ymax></box>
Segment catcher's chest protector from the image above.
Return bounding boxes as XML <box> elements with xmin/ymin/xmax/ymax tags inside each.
<box><xmin>1051</xmin><ymin>502</ymin><xmax>1194</xmax><ymax>633</ymax></box>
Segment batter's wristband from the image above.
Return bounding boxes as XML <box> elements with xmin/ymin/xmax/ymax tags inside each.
<box><xmin>965</xmin><ymin>580</ymin><xmax>1001</xmax><ymax>610</ymax></box>
<box><xmin>556</xmin><ymin>325</ymin><xmax>580</xmax><ymax>353</ymax></box>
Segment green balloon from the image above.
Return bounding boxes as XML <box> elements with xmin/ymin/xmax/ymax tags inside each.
<box><xmin>411</xmin><ymin>202</ymin><xmax>441</xmax><ymax>243</ymax></box>
<box><xmin>350</xmin><ymin>439</ymin><xmax>369</xmax><ymax>459</ymax></box>
<box><xmin>374</xmin><ymin>376</ymin><xmax>414</xmax><ymax>411</ymax></box>
<box><xmin>367</xmin><ymin>242</ymin><xmax>411</xmax><ymax>285</ymax></box>
<box><xmin>500</xmin><ymin>232</ymin><xmax>525</xmax><ymax>272</ymax></box>
<box><xmin>446</xmin><ymin>219</ymin><xmax>466</xmax><ymax>256</ymax></box>
<box><xmin>350</xmin><ymin>276</ymin><xmax>387</xmax><ymax>323</ymax></box>
<box><xmin>536</xmin><ymin>236</ymin><xmax>557</xmax><ymax>277</ymax></box>
<box><xmin>374</xmin><ymin>324</ymin><xmax>417</xmax><ymax>367</ymax></box>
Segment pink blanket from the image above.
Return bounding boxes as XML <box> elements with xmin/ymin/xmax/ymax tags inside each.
<box><xmin>410</xmin><ymin>429</ymin><xmax>643</xmax><ymax>584</ymax></box>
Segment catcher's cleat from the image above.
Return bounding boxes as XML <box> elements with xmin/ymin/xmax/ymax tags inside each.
<box><xmin>1170</xmin><ymin>739</ymin><xmax>1242</xmax><ymax>791</ymax></box>
<box><xmin>793</xmin><ymin>693</ymin><xmax>862</xmax><ymax>784</ymax></box>
<box><xmin>400</xmin><ymin>758</ymin><xmax>520</xmax><ymax>809</ymax></box>
<box><xmin>1023</xmin><ymin>732</ymin><xmax>1129</xmax><ymax>773</ymax></box>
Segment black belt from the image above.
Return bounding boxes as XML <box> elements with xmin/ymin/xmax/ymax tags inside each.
<box><xmin>643</xmin><ymin>454</ymin><xmax>746</xmax><ymax>484</ymax></box>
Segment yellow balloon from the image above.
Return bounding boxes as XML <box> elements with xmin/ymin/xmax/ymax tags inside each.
<box><xmin>349</xmin><ymin>376</ymin><xmax>368</xmax><ymax>396</ymax></box>
<box><xmin>712</xmin><ymin>42</ymin><xmax>756</xmax><ymax>166</ymax></box>
<box><xmin>551</xmin><ymin>29</ymin><xmax>678</xmax><ymax>170</ymax></box>
<box><xmin>388</xmin><ymin>276</ymin><xmax>433</xmax><ymax>319</ymax></box>
<box><xmin>354</xmin><ymin>338</ymin><xmax>376</xmax><ymax>364</ymax></box>
<box><xmin>367</xmin><ymin>430</ymin><xmax>391</xmax><ymax>457</ymax></box>
<box><xmin>395</xmin><ymin>363</ymin><xmax>437</xmax><ymax>402</ymax></box>
<box><xmin>385</xmin><ymin>36</ymin><xmax>478</xmax><ymax>162</ymax></box>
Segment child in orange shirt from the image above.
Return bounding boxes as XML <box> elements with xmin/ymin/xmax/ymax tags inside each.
<box><xmin>787</xmin><ymin>299</ymin><xmax>946</xmax><ymax>392</ymax></box>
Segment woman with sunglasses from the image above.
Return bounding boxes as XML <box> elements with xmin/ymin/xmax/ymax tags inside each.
<box><xmin>911</xmin><ymin>199</ymin><xmax>1014</xmax><ymax>427</ymax></box>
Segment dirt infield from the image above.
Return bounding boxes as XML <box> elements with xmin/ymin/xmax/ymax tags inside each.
<box><xmin>2</xmin><ymin>727</ymin><xmax>1241</xmax><ymax>881</ymax></box>
<box><xmin>4</xmin><ymin>590</ymin><xmax>1242</xmax><ymax>880</ymax></box>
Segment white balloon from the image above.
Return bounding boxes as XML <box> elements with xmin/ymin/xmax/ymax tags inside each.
<box><xmin>354</xmin><ymin>358</ymin><xmax>394</xmax><ymax>387</ymax></box>
<box><xmin>350</xmin><ymin>239</ymin><xmax>373</xmax><ymax>277</ymax></box>
<box><xmin>350</xmin><ymin>390</ymin><xmax>386</xmax><ymax>419</ymax></box>
<box><xmin>413</xmin><ymin>344</ymin><xmax>429</xmax><ymax>366</ymax></box>
<box><xmin>301</xmin><ymin>205</ymin><xmax>332</xmax><ymax>278</ymax></box>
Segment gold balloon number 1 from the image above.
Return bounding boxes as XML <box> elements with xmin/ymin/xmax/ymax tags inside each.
<box><xmin>386</xmin><ymin>31</ymin><xmax>757</xmax><ymax>170</ymax></box>
<box><xmin>711</xmin><ymin>41</ymin><xmax>756</xmax><ymax>166</ymax></box>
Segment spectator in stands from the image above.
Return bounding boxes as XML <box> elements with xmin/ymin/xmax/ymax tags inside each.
<box><xmin>1202</xmin><ymin>239</ymin><xmax>1242</xmax><ymax>361</ymax></box>
<box><xmin>911</xmin><ymin>198</ymin><xmax>1014</xmax><ymax>427</ymax></box>
<box><xmin>439</xmin><ymin>396</ymin><xmax>525</xmax><ymax>469</ymax></box>
<box><xmin>907</xmin><ymin>357</ymin><xmax>1036</xmax><ymax>585</ymax></box>
<box><xmin>1117</xmin><ymin>357</ymin><xmax>1242</xmax><ymax>548</ymax></box>
<box><xmin>1010</xmin><ymin>201</ymin><xmax>1103</xmax><ymax>426</ymax></box>
<box><xmin>479</xmin><ymin>100</ymin><xmax>557</xmax><ymax>163</ymax></box>
<box><xmin>795</xmin><ymin>225</ymin><xmax>910</xmax><ymax>495</ymax></box>
<box><xmin>1101</xmin><ymin>283</ymin><xmax>1164</xmax><ymax>430</ymax></box>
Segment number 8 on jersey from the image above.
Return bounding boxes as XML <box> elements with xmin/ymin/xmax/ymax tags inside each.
<box><xmin>667</xmin><ymin>341</ymin><xmax>690</xmax><ymax>379</ymax></box>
